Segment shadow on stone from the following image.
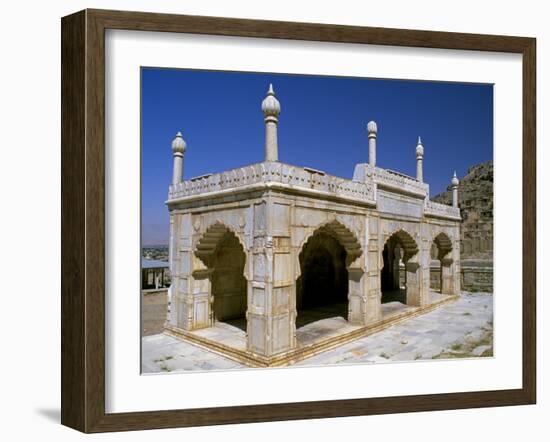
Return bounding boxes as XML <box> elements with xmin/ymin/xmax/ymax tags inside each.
<box><xmin>381</xmin><ymin>288</ymin><xmax>406</xmax><ymax>304</ymax></box>
<box><xmin>296</xmin><ymin>303</ymin><xmax>348</xmax><ymax>329</ymax></box>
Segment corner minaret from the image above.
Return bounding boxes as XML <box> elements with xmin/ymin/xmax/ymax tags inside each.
<box><xmin>416</xmin><ymin>136</ymin><xmax>424</xmax><ymax>182</ymax></box>
<box><xmin>171</xmin><ymin>131</ymin><xmax>187</xmax><ymax>185</ymax></box>
<box><xmin>367</xmin><ymin>121</ymin><xmax>377</xmax><ymax>167</ymax></box>
<box><xmin>261</xmin><ymin>84</ymin><xmax>281</xmax><ymax>162</ymax></box>
<box><xmin>451</xmin><ymin>171</ymin><xmax>459</xmax><ymax>208</ymax></box>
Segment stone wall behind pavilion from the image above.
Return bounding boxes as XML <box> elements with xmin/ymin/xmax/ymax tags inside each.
<box><xmin>432</xmin><ymin>160</ymin><xmax>494</xmax><ymax>292</ymax></box>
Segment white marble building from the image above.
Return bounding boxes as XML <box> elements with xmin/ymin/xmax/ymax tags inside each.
<box><xmin>163</xmin><ymin>85</ymin><xmax>461</xmax><ymax>366</ymax></box>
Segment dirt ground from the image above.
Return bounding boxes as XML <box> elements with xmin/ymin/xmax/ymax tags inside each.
<box><xmin>141</xmin><ymin>290</ymin><xmax>168</xmax><ymax>336</ymax></box>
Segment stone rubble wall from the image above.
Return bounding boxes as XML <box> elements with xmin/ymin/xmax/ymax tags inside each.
<box><xmin>432</xmin><ymin>160</ymin><xmax>493</xmax><ymax>291</ymax></box>
<box><xmin>399</xmin><ymin>260</ymin><xmax>493</xmax><ymax>292</ymax></box>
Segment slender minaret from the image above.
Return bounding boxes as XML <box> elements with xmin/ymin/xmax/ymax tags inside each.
<box><xmin>261</xmin><ymin>84</ymin><xmax>281</xmax><ymax>162</ymax></box>
<box><xmin>367</xmin><ymin>121</ymin><xmax>377</xmax><ymax>167</ymax></box>
<box><xmin>416</xmin><ymin>136</ymin><xmax>424</xmax><ymax>182</ymax></box>
<box><xmin>451</xmin><ymin>171</ymin><xmax>459</xmax><ymax>208</ymax></box>
<box><xmin>171</xmin><ymin>131</ymin><xmax>187</xmax><ymax>185</ymax></box>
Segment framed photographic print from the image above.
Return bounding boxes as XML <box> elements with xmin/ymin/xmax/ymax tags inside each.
<box><xmin>61</xmin><ymin>9</ymin><xmax>536</xmax><ymax>433</ymax></box>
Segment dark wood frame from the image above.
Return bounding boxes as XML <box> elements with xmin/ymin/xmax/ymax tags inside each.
<box><xmin>61</xmin><ymin>8</ymin><xmax>536</xmax><ymax>433</ymax></box>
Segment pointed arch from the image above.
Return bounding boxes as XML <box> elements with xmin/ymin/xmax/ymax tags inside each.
<box><xmin>300</xmin><ymin>219</ymin><xmax>363</xmax><ymax>268</ymax></box>
<box><xmin>193</xmin><ymin>221</ymin><xmax>249</xmax><ymax>326</ymax></box>
<box><xmin>195</xmin><ymin>222</ymin><xmax>249</xmax><ymax>278</ymax></box>
<box><xmin>381</xmin><ymin>228</ymin><xmax>421</xmax><ymax>305</ymax></box>
<box><xmin>431</xmin><ymin>231</ymin><xmax>456</xmax><ymax>295</ymax></box>
<box><xmin>384</xmin><ymin>228</ymin><xmax>419</xmax><ymax>263</ymax></box>
<box><xmin>433</xmin><ymin>231</ymin><xmax>453</xmax><ymax>260</ymax></box>
<box><xmin>295</xmin><ymin>219</ymin><xmax>361</xmax><ymax>327</ymax></box>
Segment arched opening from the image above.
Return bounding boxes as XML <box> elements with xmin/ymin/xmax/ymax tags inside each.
<box><xmin>295</xmin><ymin>219</ymin><xmax>362</xmax><ymax>331</ymax></box>
<box><xmin>432</xmin><ymin>232</ymin><xmax>454</xmax><ymax>295</ymax></box>
<box><xmin>296</xmin><ymin>232</ymin><xmax>349</xmax><ymax>328</ymax></box>
<box><xmin>211</xmin><ymin>232</ymin><xmax>247</xmax><ymax>330</ymax></box>
<box><xmin>381</xmin><ymin>230</ymin><xmax>419</xmax><ymax>305</ymax></box>
<box><xmin>195</xmin><ymin>224</ymin><xmax>248</xmax><ymax>331</ymax></box>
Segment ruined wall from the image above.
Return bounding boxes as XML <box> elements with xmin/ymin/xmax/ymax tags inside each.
<box><xmin>432</xmin><ymin>160</ymin><xmax>493</xmax><ymax>291</ymax></box>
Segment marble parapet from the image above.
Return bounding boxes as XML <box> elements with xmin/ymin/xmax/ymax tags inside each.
<box><xmin>168</xmin><ymin>161</ymin><xmax>376</xmax><ymax>206</ymax></box>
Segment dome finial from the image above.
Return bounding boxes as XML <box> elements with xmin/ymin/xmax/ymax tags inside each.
<box><xmin>261</xmin><ymin>83</ymin><xmax>281</xmax><ymax>118</ymax></box>
<box><xmin>172</xmin><ymin>131</ymin><xmax>186</xmax><ymax>154</ymax></box>
<box><xmin>416</xmin><ymin>136</ymin><xmax>424</xmax><ymax>158</ymax></box>
<box><xmin>451</xmin><ymin>170</ymin><xmax>459</xmax><ymax>186</ymax></box>
<box><xmin>367</xmin><ymin>121</ymin><xmax>377</xmax><ymax>136</ymax></box>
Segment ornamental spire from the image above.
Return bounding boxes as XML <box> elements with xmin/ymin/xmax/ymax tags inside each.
<box><xmin>171</xmin><ymin>131</ymin><xmax>187</xmax><ymax>185</ymax></box>
<box><xmin>416</xmin><ymin>136</ymin><xmax>424</xmax><ymax>182</ymax></box>
<box><xmin>367</xmin><ymin>121</ymin><xmax>377</xmax><ymax>167</ymax></box>
<box><xmin>451</xmin><ymin>171</ymin><xmax>459</xmax><ymax>207</ymax></box>
<box><xmin>261</xmin><ymin>84</ymin><xmax>281</xmax><ymax>161</ymax></box>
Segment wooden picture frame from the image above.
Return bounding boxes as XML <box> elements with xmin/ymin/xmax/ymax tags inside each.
<box><xmin>61</xmin><ymin>8</ymin><xmax>536</xmax><ymax>433</ymax></box>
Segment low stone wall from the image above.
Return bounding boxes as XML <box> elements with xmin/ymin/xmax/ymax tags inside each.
<box><xmin>459</xmin><ymin>259</ymin><xmax>493</xmax><ymax>292</ymax></box>
<box><xmin>400</xmin><ymin>259</ymin><xmax>493</xmax><ymax>292</ymax></box>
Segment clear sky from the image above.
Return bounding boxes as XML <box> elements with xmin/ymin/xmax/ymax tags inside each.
<box><xmin>141</xmin><ymin>68</ymin><xmax>493</xmax><ymax>246</ymax></box>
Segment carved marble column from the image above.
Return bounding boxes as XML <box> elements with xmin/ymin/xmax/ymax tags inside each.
<box><xmin>168</xmin><ymin>213</ymin><xmax>213</xmax><ymax>331</ymax></box>
<box><xmin>364</xmin><ymin>216</ymin><xmax>382</xmax><ymax>324</ymax></box>
<box><xmin>405</xmin><ymin>258</ymin><xmax>422</xmax><ymax>306</ymax></box>
<box><xmin>246</xmin><ymin>199</ymin><xmax>295</xmax><ymax>357</ymax></box>
<box><xmin>440</xmin><ymin>257</ymin><xmax>454</xmax><ymax>294</ymax></box>
<box><xmin>452</xmin><ymin>238</ymin><xmax>462</xmax><ymax>295</ymax></box>
<box><xmin>392</xmin><ymin>245</ymin><xmax>402</xmax><ymax>289</ymax></box>
<box><xmin>347</xmin><ymin>265</ymin><xmax>368</xmax><ymax>324</ymax></box>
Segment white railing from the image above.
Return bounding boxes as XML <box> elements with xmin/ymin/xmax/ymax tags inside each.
<box><xmin>425</xmin><ymin>200</ymin><xmax>461</xmax><ymax>219</ymax></box>
<box><xmin>373</xmin><ymin>167</ymin><xmax>429</xmax><ymax>196</ymax></box>
<box><xmin>168</xmin><ymin>161</ymin><xmax>375</xmax><ymax>203</ymax></box>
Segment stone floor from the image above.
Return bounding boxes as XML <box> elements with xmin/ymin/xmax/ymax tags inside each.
<box><xmin>220</xmin><ymin>302</ymin><xmax>352</xmax><ymax>335</ymax></box>
<box><xmin>141</xmin><ymin>291</ymin><xmax>493</xmax><ymax>373</ymax></box>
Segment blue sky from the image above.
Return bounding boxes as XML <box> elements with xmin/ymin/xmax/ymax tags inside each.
<box><xmin>141</xmin><ymin>68</ymin><xmax>493</xmax><ymax>245</ymax></box>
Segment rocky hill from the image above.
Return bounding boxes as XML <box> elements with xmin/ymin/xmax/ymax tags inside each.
<box><xmin>433</xmin><ymin>160</ymin><xmax>493</xmax><ymax>260</ymax></box>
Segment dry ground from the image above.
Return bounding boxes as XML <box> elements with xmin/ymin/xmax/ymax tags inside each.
<box><xmin>141</xmin><ymin>290</ymin><xmax>168</xmax><ymax>336</ymax></box>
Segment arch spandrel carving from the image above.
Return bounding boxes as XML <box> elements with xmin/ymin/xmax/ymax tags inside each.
<box><xmin>194</xmin><ymin>221</ymin><xmax>250</xmax><ymax>280</ymax></box>
<box><xmin>433</xmin><ymin>231</ymin><xmax>453</xmax><ymax>261</ymax></box>
<box><xmin>383</xmin><ymin>228</ymin><xmax>419</xmax><ymax>263</ymax></box>
<box><xmin>295</xmin><ymin>219</ymin><xmax>364</xmax><ymax>276</ymax></box>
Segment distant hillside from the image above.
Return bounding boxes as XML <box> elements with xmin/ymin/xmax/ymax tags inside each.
<box><xmin>432</xmin><ymin>160</ymin><xmax>493</xmax><ymax>260</ymax></box>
